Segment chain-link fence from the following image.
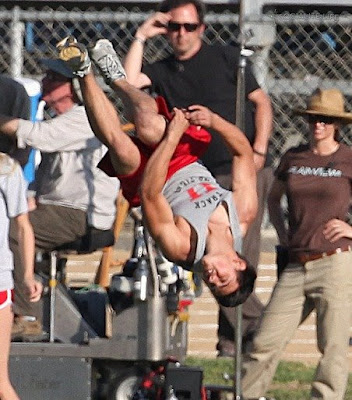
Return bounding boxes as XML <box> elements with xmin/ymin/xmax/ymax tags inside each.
<box><xmin>267</xmin><ymin>11</ymin><xmax>352</xmax><ymax>163</ymax></box>
<box><xmin>0</xmin><ymin>5</ymin><xmax>351</xmax><ymax>165</ymax></box>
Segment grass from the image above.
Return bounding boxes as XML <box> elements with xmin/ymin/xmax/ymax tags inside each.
<box><xmin>185</xmin><ymin>357</ymin><xmax>352</xmax><ymax>399</ymax></box>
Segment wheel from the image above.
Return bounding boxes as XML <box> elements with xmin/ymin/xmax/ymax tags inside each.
<box><xmin>107</xmin><ymin>367</ymin><xmax>145</xmax><ymax>400</ymax></box>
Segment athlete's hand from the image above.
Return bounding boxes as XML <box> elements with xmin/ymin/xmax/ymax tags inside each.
<box><xmin>323</xmin><ymin>218</ymin><xmax>352</xmax><ymax>243</ymax></box>
<box><xmin>166</xmin><ymin>108</ymin><xmax>190</xmax><ymax>144</ymax></box>
<box><xmin>136</xmin><ymin>12</ymin><xmax>171</xmax><ymax>41</ymax></box>
<box><xmin>185</xmin><ymin>105</ymin><xmax>214</xmax><ymax>128</ymax></box>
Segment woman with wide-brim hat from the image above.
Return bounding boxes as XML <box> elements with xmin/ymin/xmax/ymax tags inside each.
<box><xmin>296</xmin><ymin>87</ymin><xmax>352</xmax><ymax>124</ymax></box>
<box><xmin>241</xmin><ymin>88</ymin><xmax>352</xmax><ymax>400</ymax></box>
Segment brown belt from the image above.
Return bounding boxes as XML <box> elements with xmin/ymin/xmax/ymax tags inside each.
<box><xmin>288</xmin><ymin>245</ymin><xmax>352</xmax><ymax>264</ymax></box>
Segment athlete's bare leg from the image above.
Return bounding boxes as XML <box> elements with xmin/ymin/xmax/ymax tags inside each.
<box><xmin>58</xmin><ymin>37</ymin><xmax>166</xmax><ymax>151</ymax></box>
<box><xmin>0</xmin><ymin>305</ymin><xmax>20</xmax><ymax>400</ymax></box>
<box><xmin>79</xmin><ymin>71</ymin><xmax>141</xmax><ymax>176</ymax></box>
<box><xmin>110</xmin><ymin>78</ymin><xmax>166</xmax><ymax>146</ymax></box>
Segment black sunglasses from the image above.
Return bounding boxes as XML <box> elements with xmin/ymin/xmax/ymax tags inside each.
<box><xmin>167</xmin><ymin>21</ymin><xmax>200</xmax><ymax>32</ymax></box>
<box><xmin>308</xmin><ymin>114</ymin><xmax>336</xmax><ymax>124</ymax></box>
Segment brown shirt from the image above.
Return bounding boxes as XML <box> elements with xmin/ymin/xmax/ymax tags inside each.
<box><xmin>276</xmin><ymin>143</ymin><xmax>352</xmax><ymax>253</ymax></box>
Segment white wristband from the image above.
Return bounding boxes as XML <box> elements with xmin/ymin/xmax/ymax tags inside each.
<box><xmin>134</xmin><ymin>37</ymin><xmax>145</xmax><ymax>45</ymax></box>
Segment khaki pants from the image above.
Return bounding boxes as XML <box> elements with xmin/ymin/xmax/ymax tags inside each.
<box><xmin>242</xmin><ymin>250</ymin><xmax>352</xmax><ymax>400</ymax></box>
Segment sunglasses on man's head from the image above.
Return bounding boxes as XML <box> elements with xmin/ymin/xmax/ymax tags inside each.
<box><xmin>167</xmin><ymin>21</ymin><xmax>200</xmax><ymax>32</ymax></box>
<box><xmin>308</xmin><ymin>114</ymin><xmax>336</xmax><ymax>124</ymax></box>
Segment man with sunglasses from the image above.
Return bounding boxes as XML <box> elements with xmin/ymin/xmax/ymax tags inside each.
<box><xmin>0</xmin><ymin>60</ymin><xmax>119</xmax><ymax>339</ymax></box>
<box><xmin>124</xmin><ymin>0</ymin><xmax>273</xmax><ymax>357</ymax></box>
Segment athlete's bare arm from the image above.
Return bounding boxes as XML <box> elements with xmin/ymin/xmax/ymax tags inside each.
<box><xmin>141</xmin><ymin>109</ymin><xmax>192</xmax><ymax>262</ymax></box>
<box><xmin>186</xmin><ymin>105</ymin><xmax>257</xmax><ymax>235</ymax></box>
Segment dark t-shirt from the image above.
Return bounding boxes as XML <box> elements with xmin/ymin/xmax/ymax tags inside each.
<box><xmin>276</xmin><ymin>143</ymin><xmax>352</xmax><ymax>253</ymax></box>
<box><xmin>0</xmin><ymin>75</ymin><xmax>31</xmax><ymax>165</ymax></box>
<box><xmin>143</xmin><ymin>43</ymin><xmax>260</xmax><ymax>174</ymax></box>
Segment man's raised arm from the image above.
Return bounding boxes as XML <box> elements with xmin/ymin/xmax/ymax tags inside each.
<box><xmin>124</xmin><ymin>12</ymin><xmax>170</xmax><ymax>88</ymax></box>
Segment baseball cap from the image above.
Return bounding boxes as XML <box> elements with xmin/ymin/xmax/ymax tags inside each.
<box><xmin>40</xmin><ymin>58</ymin><xmax>74</xmax><ymax>79</ymax></box>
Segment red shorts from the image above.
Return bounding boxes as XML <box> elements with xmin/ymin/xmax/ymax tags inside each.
<box><xmin>0</xmin><ymin>289</ymin><xmax>14</xmax><ymax>310</ymax></box>
<box><xmin>98</xmin><ymin>96</ymin><xmax>211</xmax><ymax>207</ymax></box>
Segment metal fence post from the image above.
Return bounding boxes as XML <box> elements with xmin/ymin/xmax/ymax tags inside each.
<box><xmin>242</xmin><ymin>16</ymin><xmax>276</xmax><ymax>92</ymax></box>
<box><xmin>233</xmin><ymin>1</ymin><xmax>276</xmax><ymax>397</ymax></box>
<box><xmin>10</xmin><ymin>6</ymin><xmax>24</xmax><ymax>78</ymax></box>
<box><xmin>234</xmin><ymin>0</ymin><xmax>250</xmax><ymax>398</ymax></box>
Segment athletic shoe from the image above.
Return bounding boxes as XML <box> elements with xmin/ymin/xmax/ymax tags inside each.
<box><xmin>216</xmin><ymin>338</ymin><xmax>236</xmax><ymax>358</ymax></box>
<box><xmin>11</xmin><ymin>315</ymin><xmax>43</xmax><ymax>341</ymax></box>
<box><xmin>57</xmin><ymin>36</ymin><xmax>91</xmax><ymax>78</ymax></box>
<box><xmin>88</xmin><ymin>39</ymin><xmax>126</xmax><ymax>85</ymax></box>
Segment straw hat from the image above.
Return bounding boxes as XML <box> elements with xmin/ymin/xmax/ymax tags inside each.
<box><xmin>295</xmin><ymin>88</ymin><xmax>352</xmax><ymax>124</ymax></box>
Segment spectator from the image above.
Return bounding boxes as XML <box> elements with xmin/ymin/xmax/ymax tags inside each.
<box><xmin>123</xmin><ymin>0</ymin><xmax>273</xmax><ymax>356</ymax></box>
<box><xmin>57</xmin><ymin>36</ymin><xmax>258</xmax><ymax>306</ymax></box>
<box><xmin>0</xmin><ymin>60</ymin><xmax>119</xmax><ymax>339</ymax></box>
<box><xmin>242</xmin><ymin>88</ymin><xmax>352</xmax><ymax>400</ymax></box>
<box><xmin>0</xmin><ymin>75</ymin><xmax>31</xmax><ymax>167</ymax></box>
<box><xmin>0</xmin><ymin>153</ymin><xmax>42</xmax><ymax>400</ymax></box>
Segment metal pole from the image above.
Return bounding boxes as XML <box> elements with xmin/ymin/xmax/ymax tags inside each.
<box><xmin>143</xmin><ymin>221</ymin><xmax>160</xmax><ymax>298</ymax></box>
<box><xmin>49</xmin><ymin>251</ymin><xmax>58</xmax><ymax>343</ymax></box>
<box><xmin>10</xmin><ymin>6</ymin><xmax>24</xmax><ymax>78</ymax></box>
<box><xmin>234</xmin><ymin>0</ymin><xmax>253</xmax><ymax>398</ymax></box>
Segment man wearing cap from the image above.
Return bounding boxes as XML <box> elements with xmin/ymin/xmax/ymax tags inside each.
<box><xmin>241</xmin><ymin>88</ymin><xmax>352</xmax><ymax>400</ymax></box>
<box><xmin>0</xmin><ymin>59</ymin><xmax>119</xmax><ymax>338</ymax></box>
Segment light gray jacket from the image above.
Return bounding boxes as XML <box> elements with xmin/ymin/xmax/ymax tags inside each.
<box><xmin>17</xmin><ymin>105</ymin><xmax>119</xmax><ymax>230</ymax></box>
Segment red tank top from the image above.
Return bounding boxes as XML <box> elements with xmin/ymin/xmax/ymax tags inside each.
<box><xmin>98</xmin><ymin>96</ymin><xmax>211</xmax><ymax>207</ymax></box>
